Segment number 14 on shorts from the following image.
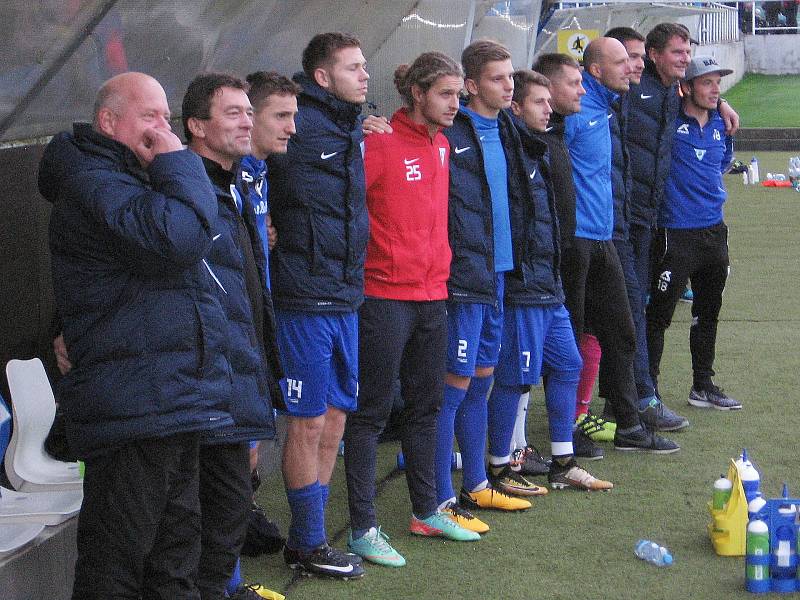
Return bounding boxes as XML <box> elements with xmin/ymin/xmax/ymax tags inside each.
<box><xmin>286</xmin><ymin>378</ymin><xmax>303</xmax><ymax>402</ymax></box>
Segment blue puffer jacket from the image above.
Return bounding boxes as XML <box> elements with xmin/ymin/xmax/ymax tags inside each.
<box><xmin>626</xmin><ymin>61</ymin><xmax>680</xmax><ymax>228</ymax></box>
<box><xmin>40</xmin><ymin>123</ymin><xmax>234</xmax><ymax>458</ymax></box>
<box><xmin>510</xmin><ymin>120</ymin><xmax>564</xmax><ymax>306</ymax></box>
<box><xmin>444</xmin><ymin>108</ymin><xmax>561</xmax><ymax>306</ymax></box>
<box><xmin>199</xmin><ymin>156</ymin><xmax>284</xmax><ymax>444</ymax></box>
<box><xmin>266</xmin><ymin>74</ymin><xmax>368</xmax><ymax>312</ymax></box>
<box><xmin>610</xmin><ymin>93</ymin><xmax>632</xmax><ymax>241</ymax></box>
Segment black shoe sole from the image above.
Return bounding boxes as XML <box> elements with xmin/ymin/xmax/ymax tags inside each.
<box><xmin>613</xmin><ymin>444</ymin><xmax>680</xmax><ymax>454</ymax></box>
<box><xmin>287</xmin><ymin>562</ymin><xmax>365</xmax><ymax>580</ymax></box>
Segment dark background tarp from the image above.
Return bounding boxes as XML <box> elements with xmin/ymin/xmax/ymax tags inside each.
<box><xmin>0</xmin><ymin>0</ymin><xmax>540</xmax><ymax>395</ymax></box>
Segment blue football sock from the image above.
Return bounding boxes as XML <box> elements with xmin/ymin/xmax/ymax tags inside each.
<box><xmin>225</xmin><ymin>558</ymin><xmax>243</xmax><ymax>596</ymax></box>
<box><xmin>488</xmin><ymin>382</ymin><xmax>525</xmax><ymax>461</ymax></box>
<box><xmin>286</xmin><ymin>481</ymin><xmax>326</xmax><ymax>552</ymax></box>
<box><xmin>455</xmin><ymin>375</ymin><xmax>492</xmax><ymax>492</ymax></box>
<box><xmin>544</xmin><ymin>366</ymin><xmax>581</xmax><ymax>444</ymax></box>
<box><xmin>320</xmin><ymin>483</ymin><xmax>329</xmax><ymax>507</ymax></box>
<box><xmin>435</xmin><ymin>384</ymin><xmax>467</xmax><ymax>504</ymax></box>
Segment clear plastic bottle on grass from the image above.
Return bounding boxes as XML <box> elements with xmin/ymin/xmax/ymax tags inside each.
<box><xmin>634</xmin><ymin>540</ymin><xmax>673</xmax><ymax>566</ymax></box>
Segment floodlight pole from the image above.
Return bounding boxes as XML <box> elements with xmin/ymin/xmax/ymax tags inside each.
<box><xmin>463</xmin><ymin>0</ymin><xmax>477</xmax><ymax>48</ymax></box>
<box><xmin>526</xmin><ymin>0</ymin><xmax>544</xmax><ymax>68</ymax></box>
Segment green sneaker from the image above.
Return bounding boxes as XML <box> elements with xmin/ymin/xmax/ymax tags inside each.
<box><xmin>347</xmin><ymin>526</ymin><xmax>406</xmax><ymax>567</ymax></box>
<box><xmin>576</xmin><ymin>412</ymin><xmax>616</xmax><ymax>442</ymax></box>
<box><xmin>409</xmin><ymin>512</ymin><xmax>481</xmax><ymax>541</ymax></box>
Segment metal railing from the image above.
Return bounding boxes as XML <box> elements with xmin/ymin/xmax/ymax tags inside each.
<box><xmin>697</xmin><ymin>2</ymin><xmax>740</xmax><ymax>43</ymax></box>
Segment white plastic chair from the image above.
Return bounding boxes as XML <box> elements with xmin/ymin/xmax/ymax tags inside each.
<box><xmin>0</xmin><ymin>486</ymin><xmax>82</xmax><ymax>525</ymax></box>
<box><xmin>0</xmin><ymin>523</ymin><xmax>44</xmax><ymax>555</ymax></box>
<box><xmin>5</xmin><ymin>359</ymin><xmax>82</xmax><ymax>492</ymax></box>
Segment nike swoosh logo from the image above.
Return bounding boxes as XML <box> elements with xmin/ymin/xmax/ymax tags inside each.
<box><xmin>311</xmin><ymin>563</ymin><xmax>354</xmax><ymax>573</ymax></box>
<box><xmin>454</xmin><ymin>146</ymin><xmax>470</xmax><ymax>154</ymax></box>
<box><xmin>404</xmin><ymin>158</ymin><xmax>419</xmax><ymax>165</ymax></box>
<box><xmin>589</xmin><ymin>120</ymin><xmax>598</xmax><ymax>126</ymax></box>
<box><xmin>529</xmin><ymin>170</ymin><xmax>537</xmax><ymax>179</ymax></box>
<box><xmin>545</xmin><ymin>126</ymin><xmax>554</xmax><ymax>132</ymax></box>
<box><xmin>640</xmin><ymin>94</ymin><xmax>653</xmax><ymax>99</ymax></box>
<box><xmin>607</xmin><ymin>114</ymin><xmax>613</xmax><ymax>119</ymax></box>
<box><xmin>479</xmin><ymin>136</ymin><xmax>485</xmax><ymax>141</ymax></box>
<box><xmin>320</xmin><ymin>151</ymin><xmax>338</xmax><ymax>159</ymax></box>
<box><xmin>212</xmin><ymin>234</ymin><xmax>222</xmax><ymax>241</ymax></box>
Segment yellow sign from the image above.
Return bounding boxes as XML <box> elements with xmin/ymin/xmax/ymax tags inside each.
<box><xmin>558</xmin><ymin>30</ymin><xmax>599</xmax><ymax>61</ymax></box>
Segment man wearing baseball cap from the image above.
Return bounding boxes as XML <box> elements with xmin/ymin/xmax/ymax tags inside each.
<box><xmin>646</xmin><ymin>55</ymin><xmax>742</xmax><ymax>411</ymax></box>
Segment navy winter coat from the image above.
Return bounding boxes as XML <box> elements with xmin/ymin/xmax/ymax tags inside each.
<box><xmin>40</xmin><ymin>123</ymin><xmax>234</xmax><ymax>458</ymax></box>
<box><xmin>610</xmin><ymin>93</ymin><xmax>632</xmax><ymax>241</ymax></box>
<box><xmin>199</xmin><ymin>157</ymin><xmax>284</xmax><ymax>445</ymax></box>
<box><xmin>444</xmin><ymin>108</ymin><xmax>562</xmax><ymax>306</ymax></box>
<box><xmin>534</xmin><ymin>112</ymin><xmax>576</xmax><ymax>250</ymax></box>
<box><xmin>510</xmin><ymin>121</ymin><xmax>564</xmax><ymax>306</ymax></box>
<box><xmin>266</xmin><ymin>74</ymin><xmax>368</xmax><ymax>312</ymax></box>
<box><xmin>626</xmin><ymin>61</ymin><xmax>680</xmax><ymax>228</ymax></box>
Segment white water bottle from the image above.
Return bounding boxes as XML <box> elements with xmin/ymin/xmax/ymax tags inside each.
<box><xmin>749</xmin><ymin>156</ymin><xmax>760</xmax><ymax>184</ymax></box>
<box><xmin>634</xmin><ymin>540</ymin><xmax>673</xmax><ymax>566</ymax></box>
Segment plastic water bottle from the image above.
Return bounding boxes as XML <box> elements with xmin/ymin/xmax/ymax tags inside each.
<box><xmin>789</xmin><ymin>156</ymin><xmax>800</xmax><ymax>189</ymax></box>
<box><xmin>748</xmin><ymin>493</ymin><xmax>768</xmax><ymax>521</ymax></box>
<box><xmin>713</xmin><ymin>475</ymin><xmax>732</xmax><ymax>510</ymax></box>
<box><xmin>749</xmin><ymin>156</ymin><xmax>760</xmax><ymax>184</ymax></box>
<box><xmin>745</xmin><ymin>519</ymin><xmax>771</xmax><ymax>593</ymax></box>
<box><xmin>634</xmin><ymin>540</ymin><xmax>673</xmax><ymax>566</ymax></box>
<box><xmin>740</xmin><ymin>461</ymin><xmax>761</xmax><ymax>503</ymax></box>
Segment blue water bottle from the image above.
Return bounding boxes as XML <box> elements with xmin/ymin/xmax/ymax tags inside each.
<box><xmin>634</xmin><ymin>540</ymin><xmax>673</xmax><ymax>567</ymax></box>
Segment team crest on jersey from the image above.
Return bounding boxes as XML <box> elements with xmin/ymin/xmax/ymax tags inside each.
<box><xmin>677</xmin><ymin>124</ymin><xmax>690</xmax><ymax>135</ymax></box>
<box><xmin>439</xmin><ymin>147</ymin><xmax>446</xmax><ymax>165</ymax></box>
<box><xmin>694</xmin><ymin>148</ymin><xmax>706</xmax><ymax>160</ymax></box>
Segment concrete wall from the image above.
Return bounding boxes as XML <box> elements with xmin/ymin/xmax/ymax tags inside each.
<box><xmin>697</xmin><ymin>41</ymin><xmax>746</xmax><ymax>93</ymax></box>
<box><xmin>744</xmin><ymin>34</ymin><xmax>800</xmax><ymax>74</ymax></box>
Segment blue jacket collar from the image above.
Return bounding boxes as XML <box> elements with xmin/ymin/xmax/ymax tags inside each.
<box><xmin>240</xmin><ymin>154</ymin><xmax>266</xmax><ymax>177</ymax></box>
<box><xmin>293</xmin><ymin>72</ymin><xmax>362</xmax><ymax>124</ymax></box>
<box><xmin>581</xmin><ymin>71</ymin><xmax>618</xmax><ymax>108</ymax></box>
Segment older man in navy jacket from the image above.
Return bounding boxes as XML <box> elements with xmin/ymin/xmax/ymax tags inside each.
<box><xmin>41</xmin><ymin>72</ymin><xmax>234</xmax><ymax>599</ymax></box>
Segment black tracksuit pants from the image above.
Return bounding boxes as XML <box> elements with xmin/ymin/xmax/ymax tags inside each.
<box><xmin>560</xmin><ymin>237</ymin><xmax>641</xmax><ymax>429</ymax></box>
<box><xmin>197</xmin><ymin>442</ymin><xmax>252</xmax><ymax>600</ymax></box>
<box><xmin>646</xmin><ymin>222</ymin><xmax>729</xmax><ymax>392</ymax></box>
<box><xmin>72</xmin><ymin>433</ymin><xmax>202</xmax><ymax>600</ymax></box>
<box><xmin>344</xmin><ymin>298</ymin><xmax>446</xmax><ymax>530</ymax></box>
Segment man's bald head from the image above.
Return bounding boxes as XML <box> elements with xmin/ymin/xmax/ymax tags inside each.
<box><xmin>583</xmin><ymin>37</ymin><xmax>631</xmax><ymax>93</ymax></box>
<box><xmin>93</xmin><ymin>72</ymin><xmax>175</xmax><ymax>166</ymax></box>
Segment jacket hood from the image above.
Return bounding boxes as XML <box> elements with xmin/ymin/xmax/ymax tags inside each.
<box><xmin>240</xmin><ymin>154</ymin><xmax>266</xmax><ymax>178</ymax></box>
<box><xmin>292</xmin><ymin>72</ymin><xmax>363</xmax><ymax>125</ymax></box>
<box><xmin>38</xmin><ymin>123</ymin><xmax>144</xmax><ymax>204</ymax></box>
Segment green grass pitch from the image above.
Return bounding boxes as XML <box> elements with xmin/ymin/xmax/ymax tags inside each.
<box><xmin>245</xmin><ymin>151</ymin><xmax>800</xmax><ymax>600</ymax></box>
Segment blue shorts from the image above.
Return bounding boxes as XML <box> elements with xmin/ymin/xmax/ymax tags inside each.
<box><xmin>274</xmin><ymin>310</ymin><xmax>358</xmax><ymax>418</ymax></box>
<box><xmin>494</xmin><ymin>303</ymin><xmax>582</xmax><ymax>386</ymax></box>
<box><xmin>446</xmin><ymin>274</ymin><xmax>504</xmax><ymax>376</ymax></box>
